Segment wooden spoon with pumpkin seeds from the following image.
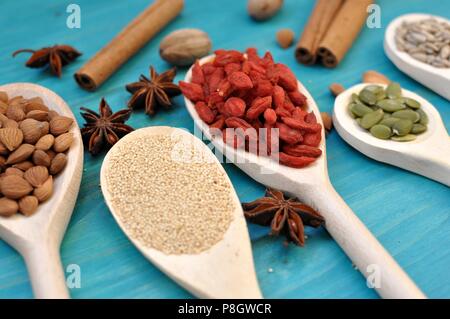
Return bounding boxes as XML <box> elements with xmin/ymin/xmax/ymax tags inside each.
<box><xmin>333</xmin><ymin>82</ymin><xmax>450</xmax><ymax>186</ymax></box>
<box><xmin>0</xmin><ymin>83</ymin><xmax>83</xmax><ymax>298</ymax></box>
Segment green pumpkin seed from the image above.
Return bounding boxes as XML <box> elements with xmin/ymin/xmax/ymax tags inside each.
<box><xmin>411</xmin><ymin>123</ymin><xmax>427</xmax><ymax>134</ymax></box>
<box><xmin>350</xmin><ymin>103</ymin><xmax>374</xmax><ymax>117</ymax></box>
<box><xmin>376</xmin><ymin>91</ymin><xmax>387</xmax><ymax>101</ymax></box>
<box><xmin>377</xmin><ymin>99</ymin><xmax>406</xmax><ymax>112</ymax></box>
<box><xmin>356</xmin><ymin>118</ymin><xmax>362</xmax><ymax>125</ymax></box>
<box><xmin>359</xmin><ymin>89</ymin><xmax>377</xmax><ymax>105</ymax></box>
<box><xmin>417</xmin><ymin>108</ymin><xmax>429</xmax><ymax>125</ymax></box>
<box><xmin>364</xmin><ymin>85</ymin><xmax>384</xmax><ymax>93</ymax></box>
<box><xmin>386</xmin><ymin>82</ymin><xmax>402</xmax><ymax>98</ymax></box>
<box><xmin>403</xmin><ymin>97</ymin><xmax>421</xmax><ymax>109</ymax></box>
<box><xmin>360</xmin><ymin>109</ymin><xmax>384</xmax><ymax>129</ymax></box>
<box><xmin>391</xmin><ymin>134</ymin><xmax>417</xmax><ymax>142</ymax></box>
<box><xmin>351</xmin><ymin>93</ymin><xmax>362</xmax><ymax>104</ymax></box>
<box><xmin>392</xmin><ymin>119</ymin><xmax>413</xmax><ymax>136</ymax></box>
<box><xmin>383</xmin><ymin>113</ymin><xmax>392</xmax><ymax>119</ymax></box>
<box><xmin>370</xmin><ymin>124</ymin><xmax>392</xmax><ymax>139</ymax></box>
<box><xmin>392</xmin><ymin>109</ymin><xmax>420</xmax><ymax>123</ymax></box>
<box><xmin>380</xmin><ymin>117</ymin><xmax>401</xmax><ymax>127</ymax></box>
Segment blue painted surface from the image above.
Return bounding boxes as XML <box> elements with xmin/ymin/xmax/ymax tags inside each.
<box><xmin>0</xmin><ymin>0</ymin><xmax>449</xmax><ymax>299</ymax></box>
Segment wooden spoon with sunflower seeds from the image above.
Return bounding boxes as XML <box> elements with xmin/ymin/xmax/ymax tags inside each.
<box><xmin>0</xmin><ymin>83</ymin><xmax>83</xmax><ymax>299</ymax></box>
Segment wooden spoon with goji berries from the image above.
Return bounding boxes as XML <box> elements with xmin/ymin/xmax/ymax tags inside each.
<box><xmin>183</xmin><ymin>53</ymin><xmax>426</xmax><ymax>299</ymax></box>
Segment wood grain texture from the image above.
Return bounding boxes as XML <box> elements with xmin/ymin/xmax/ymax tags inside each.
<box><xmin>0</xmin><ymin>0</ymin><xmax>449</xmax><ymax>298</ymax></box>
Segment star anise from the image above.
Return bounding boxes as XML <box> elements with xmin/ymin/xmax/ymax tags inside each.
<box><xmin>242</xmin><ymin>188</ymin><xmax>325</xmax><ymax>246</ymax></box>
<box><xmin>80</xmin><ymin>98</ymin><xmax>134</xmax><ymax>155</ymax></box>
<box><xmin>126</xmin><ymin>66</ymin><xmax>181</xmax><ymax>116</ymax></box>
<box><xmin>12</xmin><ymin>45</ymin><xmax>81</xmax><ymax>77</ymax></box>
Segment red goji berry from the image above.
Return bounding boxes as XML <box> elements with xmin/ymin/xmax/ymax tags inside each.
<box><xmin>262</xmin><ymin>123</ymin><xmax>279</xmax><ymax>156</ymax></box>
<box><xmin>208</xmin><ymin>68</ymin><xmax>225</xmax><ymax>94</ymax></box>
<box><xmin>195</xmin><ymin>101</ymin><xmax>215</xmax><ymax>124</ymax></box>
<box><xmin>279</xmin><ymin>152</ymin><xmax>317</xmax><ymax>168</ymax></box>
<box><xmin>272</xmin><ymin>85</ymin><xmax>285</xmax><ymax>109</ymax></box>
<box><xmin>276</xmin><ymin>64</ymin><xmax>298</xmax><ymax>92</ymax></box>
<box><xmin>208</xmin><ymin>91</ymin><xmax>224</xmax><ymax>108</ymax></box>
<box><xmin>288</xmin><ymin>90</ymin><xmax>307</xmax><ymax>107</ymax></box>
<box><xmin>191</xmin><ymin>61</ymin><xmax>205</xmax><ymax>85</ymax></box>
<box><xmin>292</xmin><ymin>108</ymin><xmax>308</xmax><ymax>121</ymax></box>
<box><xmin>224</xmin><ymin>63</ymin><xmax>241</xmax><ymax>75</ymax></box>
<box><xmin>202</xmin><ymin>62</ymin><xmax>216</xmax><ymax>76</ymax></box>
<box><xmin>283</xmin><ymin>96</ymin><xmax>295</xmax><ymax>112</ymax></box>
<box><xmin>218</xmin><ymin>79</ymin><xmax>233</xmax><ymax>98</ymax></box>
<box><xmin>228</xmin><ymin>71</ymin><xmax>253</xmax><ymax>90</ymax></box>
<box><xmin>246</xmin><ymin>96</ymin><xmax>272</xmax><ymax>120</ymax></box>
<box><xmin>214</xmin><ymin>50</ymin><xmax>244</xmax><ymax>66</ymax></box>
<box><xmin>281</xmin><ymin>117</ymin><xmax>322</xmax><ymax>133</ymax></box>
<box><xmin>282</xmin><ymin>144</ymin><xmax>322</xmax><ymax>158</ymax></box>
<box><xmin>264</xmin><ymin>108</ymin><xmax>277</xmax><ymax>125</ymax></box>
<box><xmin>305</xmin><ymin>111</ymin><xmax>317</xmax><ymax>124</ymax></box>
<box><xmin>179</xmin><ymin>81</ymin><xmax>204</xmax><ymax>102</ymax></box>
<box><xmin>223</xmin><ymin>128</ymin><xmax>245</xmax><ymax>149</ymax></box>
<box><xmin>241</xmin><ymin>60</ymin><xmax>251</xmax><ymax>74</ymax></box>
<box><xmin>275</xmin><ymin>106</ymin><xmax>291</xmax><ymax>118</ymax></box>
<box><xmin>210</xmin><ymin>115</ymin><xmax>225</xmax><ymax>130</ymax></box>
<box><xmin>248</xmin><ymin>61</ymin><xmax>266</xmax><ymax>74</ymax></box>
<box><xmin>303</xmin><ymin>131</ymin><xmax>322</xmax><ymax>147</ymax></box>
<box><xmin>225</xmin><ymin>117</ymin><xmax>257</xmax><ymax>140</ymax></box>
<box><xmin>255</xmin><ymin>80</ymin><xmax>273</xmax><ymax>97</ymax></box>
<box><xmin>275</xmin><ymin>122</ymin><xmax>303</xmax><ymax>145</ymax></box>
<box><xmin>224</xmin><ymin>97</ymin><xmax>246</xmax><ymax>117</ymax></box>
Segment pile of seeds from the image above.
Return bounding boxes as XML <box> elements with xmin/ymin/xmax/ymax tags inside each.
<box><xmin>395</xmin><ymin>18</ymin><xmax>450</xmax><ymax>68</ymax></box>
<box><xmin>105</xmin><ymin>134</ymin><xmax>235</xmax><ymax>255</ymax></box>
<box><xmin>348</xmin><ymin>83</ymin><xmax>429</xmax><ymax>142</ymax></box>
<box><xmin>0</xmin><ymin>92</ymin><xmax>73</xmax><ymax>217</ymax></box>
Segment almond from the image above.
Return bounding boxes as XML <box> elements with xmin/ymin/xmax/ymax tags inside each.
<box><xmin>0</xmin><ymin>175</ymin><xmax>33</xmax><ymax>199</ymax></box>
<box><xmin>13</xmin><ymin>161</ymin><xmax>34</xmax><ymax>171</ymax></box>
<box><xmin>329</xmin><ymin>83</ymin><xmax>345</xmax><ymax>96</ymax></box>
<box><xmin>26</xmin><ymin>110</ymin><xmax>48</xmax><ymax>121</ymax></box>
<box><xmin>8</xmin><ymin>97</ymin><xmax>26</xmax><ymax>109</ymax></box>
<box><xmin>27</xmin><ymin>97</ymin><xmax>44</xmax><ymax>105</ymax></box>
<box><xmin>363</xmin><ymin>70</ymin><xmax>390</xmax><ymax>85</ymax></box>
<box><xmin>0</xmin><ymin>155</ymin><xmax>5</xmax><ymax>171</ymax></box>
<box><xmin>0</xmin><ymin>113</ymin><xmax>8</xmax><ymax>124</ymax></box>
<box><xmin>50</xmin><ymin>153</ymin><xmax>67</xmax><ymax>175</ymax></box>
<box><xmin>54</xmin><ymin>133</ymin><xmax>73</xmax><ymax>152</ymax></box>
<box><xmin>321</xmin><ymin>112</ymin><xmax>333</xmax><ymax>132</ymax></box>
<box><xmin>0</xmin><ymin>101</ymin><xmax>7</xmax><ymax>114</ymax></box>
<box><xmin>0</xmin><ymin>91</ymin><xmax>8</xmax><ymax>103</ymax></box>
<box><xmin>0</xmin><ymin>128</ymin><xmax>23</xmax><ymax>151</ymax></box>
<box><xmin>0</xmin><ymin>142</ymin><xmax>8</xmax><ymax>155</ymax></box>
<box><xmin>32</xmin><ymin>150</ymin><xmax>51</xmax><ymax>167</ymax></box>
<box><xmin>0</xmin><ymin>197</ymin><xmax>19</xmax><ymax>217</ymax></box>
<box><xmin>46</xmin><ymin>150</ymin><xmax>56</xmax><ymax>161</ymax></box>
<box><xmin>35</xmin><ymin>134</ymin><xmax>54</xmax><ymax>151</ymax></box>
<box><xmin>34</xmin><ymin>176</ymin><xmax>53</xmax><ymax>202</ymax></box>
<box><xmin>4</xmin><ymin>119</ymin><xmax>19</xmax><ymax>129</ymax></box>
<box><xmin>24</xmin><ymin>102</ymin><xmax>49</xmax><ymax>113</ymax></box>
<box><xmin>5</xmin><ymin>167</ymin><xmax>24</xmax><ymax>177</ymax></box>
<box><xmin>40</xmin><ymin>121</ymin><xmax>49</xmax><ymax>136</ymax></box>
<box><xmin>19</xmin><ymin>196</ymin><xmax>39</xmax><ymax>216</ymax></box>
<box><xmin>50</xmin><ymin>116</ymin><xmax>73</xmax><ymax>136</ymax></box>
<box><xmin>24</xmin><ymin>166</ymin><xmax>49</xmax><ymax>187</ymax></box>
<box><xmin>47</xmin><ymin>110</ymin><xmax>60</xmax><ymax>120</ymax></box>
<box><xmin>6</xmin><ymin>105</ymin><xmax>25</xmax><ymax>122</ymax></box>
<box><xmin>6</xmin><ymin>144</ymin><xmax>35</xmax><ymax>164</ymax></box>
<box><xmin>20</xmin><ymin>118</ymin><xmax>42</xmax><ymax>144</ymax></box>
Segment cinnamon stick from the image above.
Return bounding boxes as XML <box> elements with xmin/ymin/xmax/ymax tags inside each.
<box><xmin>318</xmin><ymin>0</ymin><xmax>373</xmax><ymax>68</ymax></box>
<box><xmin>75</xmin><ymin>0</ymin><xmax>184</xmax><ymax>91</ymax></box>
<box><xmin>295</xmin><ymin>0</ymin><xmax>344</xmax><ymax>65</ymax></box>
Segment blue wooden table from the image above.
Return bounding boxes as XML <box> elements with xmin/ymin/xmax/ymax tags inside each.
<box><xmin>0</xmin><ymin>0</ymin><xmax>449</xmax><ymax>299</ymax></box>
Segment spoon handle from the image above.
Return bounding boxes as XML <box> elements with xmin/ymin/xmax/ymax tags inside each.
<box><xmin>22</xmin><ymin>241</ymin><xmax>69</xmax><ymax>299</ymax></box>
<box><xmin>412</xmin><ymin>140</ymin><xmax>450</xmax><ymax>187</ymax></box>
<box><xmin>295</xmin><ymin>180</ymin><xmax>426</xmax><ymax>299</ymax></box>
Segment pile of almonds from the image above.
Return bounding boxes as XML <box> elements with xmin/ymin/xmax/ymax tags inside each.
<box><xmin>0</xmin><ymin>91</ymin><xmax>73</xmax><ymax>217</ymax></box>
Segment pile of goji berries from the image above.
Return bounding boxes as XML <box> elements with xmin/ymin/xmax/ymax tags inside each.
<box><xmin>179</xmin><ymin>48</ymin><xmax>323</xmax><ymax>168</ymax></box>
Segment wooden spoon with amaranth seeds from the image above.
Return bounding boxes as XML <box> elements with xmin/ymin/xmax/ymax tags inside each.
<box><xmin>184</xmin><ymin>55</ymin><xmax>426</xmax><ymax>299</ymax></box>
<box><xmin>100</xmin><ymin>126</ymin><xmax>262</xmax><ymax>299</ymax></box>
<box><xmin>0</xmin><ymin>83</ymin><xmax>83</xmax><ymax>299</ymax></box>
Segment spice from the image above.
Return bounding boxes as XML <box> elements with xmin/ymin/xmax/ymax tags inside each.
<box><xmin>80</xmin><ymin>98</ymin><xmax>134</xmax><ymax>155</ymax></box>
<box><xmin>75</xmin><ymin>0</ymin><xmax>184</xmax><ymax>91</ymax></box>
<box><xmin>395</xmin><ymin>18</ymin><xmax>450</xmax><ymax>68</ymax></box>
<box><xmin>276</xmin><ymin>29</ymin><xmax>295</xmax><ymax>49</ymax></box>
<box><xmin>126</xmin><ymin>67</ymin><xmax>181</xmax><ymax>116</ymax></box>
<box><xmin>12</xmin><ymin>45</ymin><xmax>81</xmax><ymax>77</ymax></box>
<box><xmin>160</xmin><ymin>29</ymin><xmax>212</xmax><ymax>66</ymax></box>
<box><xmin>348</xmin><ymin>83</ymin><xmax>429</xmax><ymax>141</ymax></box>
<box><xmin>104</xmin><ymin>134</ymin><xmax>235</xmax><ymax>255</ymax></box>
<box><xmin>248</xmin><ymin>0</ymin><xmax>283</xmax><ymax>21</ymax></box>
<box><xmin>180</xmin><ymin>48</ymin><xmax>323</xmax><ymax>169</ymax></box>
<box><xmin>0</xmin><ymin>92</ymin><xmax>73</xmax><ymax>217</ymax></box>
<box><xmin>242</xmin><ymin>188</ymin><xmax>324</xmax><ymax>246</ymax></box>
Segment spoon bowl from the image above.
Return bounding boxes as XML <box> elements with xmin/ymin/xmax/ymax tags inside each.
<box><xmin>184</xmin><ymin>55</ymin><xmax>426</xmax><ymax>299</ymax></box>
<box><xmin>384</xmin><ymin>13</ymin><xmax>450</xmax><ymax>101</ymax></box>
<box><xmin>333</xmin><ymin>83</ymin><xmax>450</xmax><ymax>186</ymax></box>
<box><xmin>100</xmin><ymin>126</ymin><xmax>262</xmax><ymax>299</ymax></box>
<box><xmin>0</xmin><ymin>83</ymin><xmax>83</xmax><ymax>298</ymax></box>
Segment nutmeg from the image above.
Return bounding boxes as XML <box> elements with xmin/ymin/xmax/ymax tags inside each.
<box><xmin>248</xmin><ymin>0</ymin><xmax>283</xmax><ymax>21</ymax></box>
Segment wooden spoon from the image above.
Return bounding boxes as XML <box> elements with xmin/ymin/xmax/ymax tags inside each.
<box><xmin>333</xmin><ymin>83</ymin><xmax>450</xmax><ymax>186</ymax></box>
<box><xmin>0</xmin><ymin>83</ymin><xmax>83</xmax><ymax>298</ymax></box>
<box><xmin>183</xmin><ymin>56</ymin><xmax>426</xmax><ymax>299</ymax></box>
<box><xmin>100</xmin><ymin>126</ymin><xmax>262</xmax><ymax>299</ymax></box>
<box><xmin>384</xmin><ymin>13</ymin><xmax>450</xmax><ymax>101</ymax></box>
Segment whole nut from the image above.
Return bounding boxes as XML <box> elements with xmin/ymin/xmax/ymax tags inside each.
<box><xmin>50</xmin><ymin>116</ymin><xmax>73</xmax><ymax>136</ymax></box>
<box><xmin>276</xmin><ymin>28</ymin><xmax>295</xmax><ymax>49</ymax></box>
<box><xmin>0</xmin><ymin>175</ymin><xmax>33</xmax><ymax>199</ymax></box>
<box><xmin>0</xmin><ymin>197</ymin><xmax>19</xmax><ymax>217</ymax></box>
<box><xmin>20</xmin><ymin>118</ymin><xmax>42</xmax><ymax>144</ymax></box>
<box><xmin>0</xmin><ymin>91</ymin><xmax>8</xmax><ymax>103</ymax></box>
<box><xmin>50</xmin><ymin>153</ymin><xmax>67</xmax><ymax>175</ymax></box>
<box><xmin>363</xmin><ymin>70</ymin><xmax>390</xmax><ymax>85</ymax></box>
<box><xmin>24</xmin><ymin>101</ymin><xmax>49</xmax><ymax>113</ymax></box>
<box><xmin>6</xmin><ymin>144</ymin><xmax>35</xmax><ymax>165</ymax></box>
<box><xmin>19</xmin><ymin>196</ymin><xmax>39</xmax><ymax>216</ymax></box>
<box><xmin>329</xmin><ymin>83</ymin><xmax>345</xmax><ymax>96</ymax></box>
<box><xmin>54</xmin><ymin>133</ymin><xmax>73</xmax><ymax>153</ymax></box>
<box><xmin>6</xmin><ymin>105</ymin><xmax>25</xmax><ymax>122</ymax></box>
<box><xmin>32</xmin><ymin>150</ymin><xmax>51</xmax><ymax>167</ymax></box>
<box><xmin>4</xmin><ymin>167</ymin><xmax>24</xmax><ymax>177</ymax></box>
<box><xmin>0</xmin><ymin>101</ymin><xmax>7</xmax><ymax>114</ymax></box>
<box><xmin>248</xmin><ymin>0</ymin><xmax>283</xmax><ymax>21</ymax></box>
<box><xmin>40</xmin><ymin>121</ymin><xmax>49</xmax><ymax>136</ymax></box>
<box><xmin>26</xmin><ymin>110</ymin><xmax>48</xmax><ymax>121</ymax></box>
<box><xmin>160</xmin><ymin>29</ymin><xmax>212</xmax><ymax>66</ymax></box>
<box><xmin>24</xmin><ymin>166</ymin><xmax>49</xmax><ymax>187</ymax></box>
<box><xmin>34</xmin><ymin>176</ymin><xmax>53</xmax><ymax>202</ymax></box>
<box><xmin>35</xmin><ymin>134</ymin><xmax>55</xmax><ymax>151</ymax></box>
<box><xmin>13</xmin><ymin>161</ymin><xmax>34</xmax><ymax>171</ymax></box>
<box><xmin>0</xmin><ymin>127</ymin><xmax>23</xmax><ymax>151</ymax></box>
<box><xmin>3</xmin><ymin>119</ymin><xmax>19</xmax><ymax>129</ymax></box>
